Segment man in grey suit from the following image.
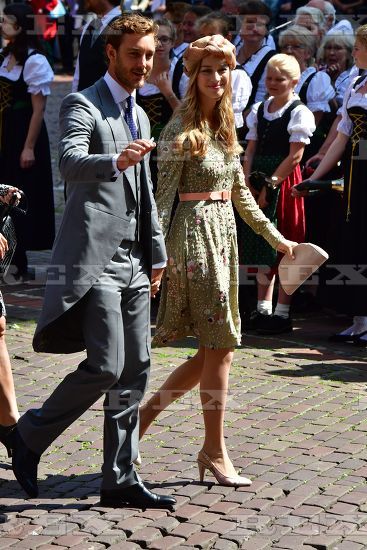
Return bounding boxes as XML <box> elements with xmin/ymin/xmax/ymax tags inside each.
<box><xmin>10</xmin><ymin>13</ymin><xmax>176</xmax><ymax>510</ymax></box>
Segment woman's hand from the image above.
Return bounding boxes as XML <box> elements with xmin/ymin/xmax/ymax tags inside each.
<box><xmin>20</xmin><ymin>147</ymin><xmax>35</xmax><ymax>169</ymax></box>
<box><xmin>277</xmin><ymin>240</ymin><xmax>297</xmax><ymax>259</ymax></box>
<box><xmin>257</xmin><ymin>186</ymin><xmax>269</xmax><ymax>209</ymax></box>
<box><xmin>291</xmin><ymin>181</ymin><xmax>310</xmax><ymax>198</ymax></box>
<box><xmin>0</xmin><ymin>233</ymin><xmax>8</xmax><ymax>259</ymax></box>
<box><xmin>154</xmin><ymin>72</ymin><xmax>173</xmax><ymax>96</ymax></box>
<box><xmin>0</xmin><ymin>186</ymin><xmax>21</xmax><ymax>205</ymax></box>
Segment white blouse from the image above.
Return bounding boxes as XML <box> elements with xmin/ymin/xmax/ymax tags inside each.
<box><xmin>334</xmin><ymin>69</ymin><xmax>353</xmax><ymax>108</ymax></box>
<box><xmin>246</xmin><ymin>95</ymin><xmax>316</xmax><ymax>144</ymax></box>
<box><xmin>0</xmin><ymin>50</ymin><xmax>53</xmax><ymax>96</ymax></box>
<box><xmin>294</xmin><ymin>67</ymin><xmax>335</xmax><ymax>112</ymax></box>
<box><xmin>239</xmin><ymin>45</ymin><xmax>274</xmax><ymax>105</ymax></box>
<box><xmin>338</xmin><ymin>74</ymin><xmax>367</xmax><ymax>137</ymax></box>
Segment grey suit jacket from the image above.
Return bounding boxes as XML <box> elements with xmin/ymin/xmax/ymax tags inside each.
<box><xmin>33</xmin><ymin>78</ymin><xmax>167</xmax><ymax>353</ymax></box>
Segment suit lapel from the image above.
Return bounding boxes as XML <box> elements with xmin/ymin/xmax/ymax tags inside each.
<box><xmin>95</xmin><ymin>79</ymin><xmax>137</xmax><ymax>200</ymax></box>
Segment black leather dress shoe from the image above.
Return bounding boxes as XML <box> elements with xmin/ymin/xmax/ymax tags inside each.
<box><xmin>329</xmin><ymin>332</ymin><xmax>355</xmax><ymax>343</ymax></box>
<box><xmin>11</xmin><ymin>428</ymin><xmax>40</xmax><ymax>498</ymax></box>
<box><xmin>256</xmin><ymin>314</ymin><xmax>293</xmax><ymax>335</ymax></box>
<box><xmin>100</xmin><ymin>480</ymin><xmax>176</xmax><ymax>510</ymax></box>
<box><xmin>353</xmin><ymin>330</ymin><xmax>367</xmax><ymax>346</ymax></box>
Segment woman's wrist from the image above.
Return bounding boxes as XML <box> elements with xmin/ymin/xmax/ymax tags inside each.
<box><xmin>264</xmin><ymin>175</ymin><xmax>280</xmax><ymax>189</ymax></box>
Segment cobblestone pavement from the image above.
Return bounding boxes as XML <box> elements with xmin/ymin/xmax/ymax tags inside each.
<box><xmin>0</xmin><ymin>76</ymin><xmax>366</xmax><ymax>550</ymax></box>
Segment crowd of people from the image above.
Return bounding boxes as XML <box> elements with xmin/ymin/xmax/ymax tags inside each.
<box><xmin>0</xmin><ymin>0</ymin><xmax>366</xmax><ymax>510</ymax></box>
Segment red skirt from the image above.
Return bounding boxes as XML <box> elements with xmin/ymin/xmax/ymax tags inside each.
<box><xmin>276</xmin><ymin>165</ymin><xmax>305</xmax><ymax>243</ymax></box>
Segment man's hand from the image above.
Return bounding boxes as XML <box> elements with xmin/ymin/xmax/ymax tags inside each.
<box><xmin>277</xmin><ymin>240</ymin><xmax>297</xmax><ymax>259</ymax></box>
<box><xmin>117</xmin><ymin>139</ymin><xmax>156</xmax><ymax>172</ymax></box>
<box><xmin>151</xmin><ymin>267</ymin><xmax>164</xmax><ymax>298</ymax></box>
<box><xmin>0</xmin><ymin>233</ymin><xmax>8</xmax><ymax>259</ymax></box>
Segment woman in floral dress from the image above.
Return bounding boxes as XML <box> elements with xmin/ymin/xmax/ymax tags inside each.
<box><xmin>139</xmin><ymin>35</ymin><xmax>297</xmax><ymax>486</ymax></box>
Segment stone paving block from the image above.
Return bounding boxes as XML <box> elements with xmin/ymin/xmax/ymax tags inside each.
<box><xmin>170</xmin><ymin>521</ymin><xmax>201</xmax><ymax>539</ymax></box>
<box><xmin>12</xmin><ymin>536</ymin><xmax>57</xmax><ymax>548</ymax></box>
<box><xmin>240</xmin><ymin>535</ymin><xmax>271</xmax><ymax>549</ymax></box>
<box><xmin>116</xmin><ymin>516</ymin><xmax>153</xmax><ymax>535</ymax></box>
<box><xmin>174</xmin><ymin>504</ymin><xmax>205</xmax><ymax>522</ymax></box>
<box><xmin>0</xmin><ymin>539</ymin><xmax>21</xmax><ymax>549</ymax></box>
<box><xmin>54</xmin><ymin>534</ymin><xmax>90</xmax><ymax>547</ymax></box>
<box><xmin>327</xmin><ymin>502</ymin><xmax>359</xmax><ymax>516</ymax></box>
<box><xmin>149</xmin><ymin>535</ymin><xmax>187</xmax><ymax>549</ymax></box>
<box><xmin>201</xmin><ymin>519</ymin><xmax>236</xmax><ymax>536</ymax></box>
<box><xmin>182</xmin><ymin>530</ymin><xmax>219</xmax><ymax>548</ymax></box>
<box><xmin>244</xmin><ymin>498</ymin><xmax>273</xmax><ymax>512</ymax></box>
<box><xmin>272</xmin><ymin>534</ymin><xmax>309</xmax><ymax>548</ymax></box>
<box><xmin>129</xmin><ymin>526</ymin><xmax>162</xmax><ymax>545</ymax></box>
<box><xmin>190</xmin><ymin>511</ymin><xmax>222</xmax><ymax>527</ymax></box>
<box><xmin>304</xmin><ymin>534</ymin><xmax>342</xmax><ymax>548</ymax></box>
<box><xmin>42</xmin><ymin>522</ymin><xmax>79</xmax><ymax>536</ymax></box>
<box><xmin>212</xmin><ymin>537</ymin><xmax>238</xmax><ymax>550</ymax></box>
<box><xmin>190</xmin><ymin>493</ymin><xmax>223</xmax><ymax>507</ymax></box>
<box><xmin>339</xmin><ymin>492</ymin><xmax>367</xmax><ymax>506</ymax></box>
<box><xmin>257</xmin><ymin>487</ymin><xmax>284</xmax><ymax>501</ymax></box>
<box><xmin>81</xmin><ymin>517</ymin><xmax>113</xmax><ymax>535</ymax></box>
<box><xmin>336</xmin><ymin>542</ymin><xmax>365</xmax><ymax>550</ymax></box>
<box><xmin>108</xmin><ymin>543</ymin><xmax>140</xmax><ymax>549</ymax></box>
<box><xmin>208</xmin><ymin>501</ymin><xmax>240</xmax><ymax>515</ymax></box>
<box><xmin>153</xmin><ymin>516</ymin><xmax>181</xmax><ymax>534</ymax></box>
<box><xmin>290</xmin><ymin>506</ymin><xmax>324</xmax><ymax>519</ymax></box>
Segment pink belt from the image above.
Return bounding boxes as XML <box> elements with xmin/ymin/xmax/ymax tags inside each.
<box><xmin>179</xmin><ymin>190</ymin><xmax>232</xmax><ymax>202</ymax></box>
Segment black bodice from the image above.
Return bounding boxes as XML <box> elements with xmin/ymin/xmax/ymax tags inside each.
<box><xmin>256</xmin><ymin>99</ymin><xmax>303</xmax><ymax>157</ymax></box>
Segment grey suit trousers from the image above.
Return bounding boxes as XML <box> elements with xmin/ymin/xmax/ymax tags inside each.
<box><xmin>18</xmin><ymin>242</ymin><xmax>150</xmax><ymax>490</ymax></box>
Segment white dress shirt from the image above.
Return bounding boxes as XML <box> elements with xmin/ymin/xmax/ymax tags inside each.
<box><xmin>103</xmin><ymin>72</ymin><xmax>166</xmax><ymax>269</ymax></box>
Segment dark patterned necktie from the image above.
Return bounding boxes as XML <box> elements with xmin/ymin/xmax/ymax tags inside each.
<box><xmin>90</xmin><ymin>17</ymin><xmax>103</xmax><ymax>46</ymax></box>
<box><xmin>124</xmin><ymin>95</ymin><xmax>138</xmax><ymax>141</ymax></box>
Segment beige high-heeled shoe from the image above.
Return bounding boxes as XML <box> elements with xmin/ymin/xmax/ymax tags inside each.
<box><xmin>197</xmin><ymin>450</ymin><xmax>252</xmax><ymax>487</ymax></box>
<box><xmin>133</xmin><ymin>451</ymin><xmax>141</xmax><ymax>466</ymax></box>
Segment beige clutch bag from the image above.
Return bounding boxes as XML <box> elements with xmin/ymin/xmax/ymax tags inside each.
<box><xmin>278</xmin><ymin>243</ymin><xmax>329</xmax><ymax>296</ymax></box>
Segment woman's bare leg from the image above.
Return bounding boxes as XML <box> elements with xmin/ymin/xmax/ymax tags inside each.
<box><xmin>139</xmin><ymin>346</ymin><xmax>205</xmax><ymax>438</ymax></box>
<box><xmin>0</xmin><ymin>316</ymin><xmax>19</xmax><ymax>426</ymax></box>
<box><xmin>200</xmin><ymin>346</ymin><xmax>237</xmax><ymax>476</ymax></box>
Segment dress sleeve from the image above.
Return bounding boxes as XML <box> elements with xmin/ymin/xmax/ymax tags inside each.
<box><xmin>23</xmin><ymin>53</ymin><xmax>54</xmax><ymax>95</ymax></box>
<box><xmin>306</xmin><ymin>71</ymin><xmax>335</xmax><ymax>112</ymax></box>
<box><xmin>245</xmin><ymin>102</ymin><xmax>260</xmax><ymax>141</ymax></box>
<box><xmin>231</xmin><ymin>157</ymin><xmax>285</xmax><ymax>249</ymax></box>
<box><xmin>155</xmin><ymin>119</ymin><xmax>184</xmax><ymax>239</ymax></box>
<box><xmin>288</xmin><ymin>105</ymin><xmax>316</xmax><ymax>144</ymax></box>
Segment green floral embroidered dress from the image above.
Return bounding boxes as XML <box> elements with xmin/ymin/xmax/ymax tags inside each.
<box><xmin>153</xmin><ymin>118</ymin><xmax>284</xmax><ymax>349</ymax></box>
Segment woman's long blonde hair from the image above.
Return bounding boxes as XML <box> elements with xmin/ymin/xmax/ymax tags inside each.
<box><xmin>173</xmin><ymin>60</ymin><xmax>242</xmax><ymax>158</ymax></box>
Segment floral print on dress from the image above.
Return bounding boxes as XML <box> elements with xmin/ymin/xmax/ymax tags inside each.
<box><xmin>153</xmin><ymin>118</ymin><xmax>284</xmax><ymax>350</ymax></box>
